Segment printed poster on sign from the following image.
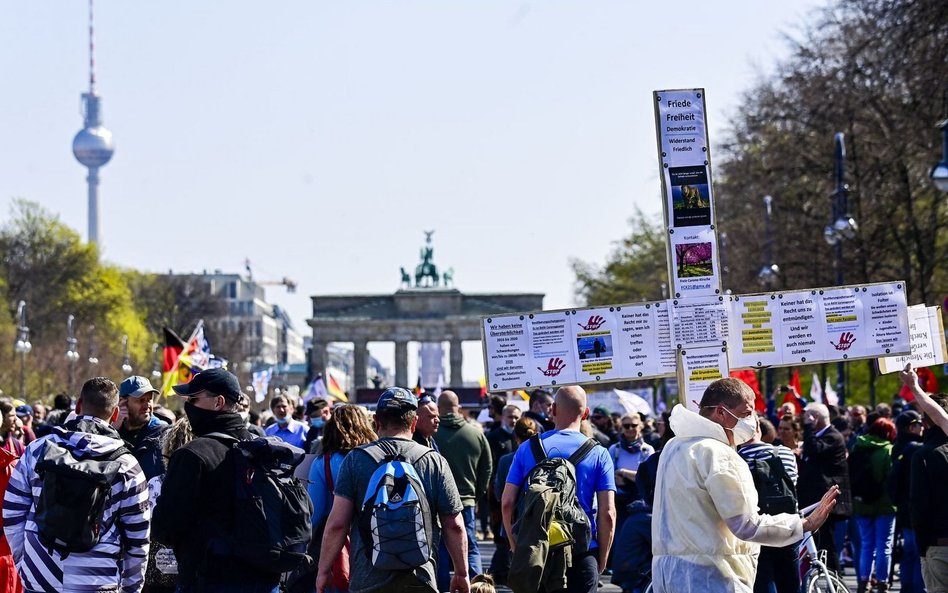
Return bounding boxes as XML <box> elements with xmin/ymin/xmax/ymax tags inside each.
<box><xmin>668</xmin><ymin>166</ymin><xmax>712</xmax><ymax>227</ymax></box>
<box><xmin>527</xmin><ymin>311</ymin><xmax>578</xmax><ymax>387</ymax></box>
<box><xmin>878</xmin><ymin>305</ymin><xmax>948</xmax><ymax>373</ymax></box>
<box><xmin>654</xmin><ymin>302</ymin><xmax>678</xmax><ymax>375</ymax></box>
<box><xmin>727</xmin><ymin>294</ymin><xmax>782</xmax><ymax>369</ymax></box>
<box><xmin>678</xmin><ymin>346</ymin><xmax>729</xmax><ymax>412</ymax></box>
<box><xmin>614</xmin><ymin>302</ymin><xmax>674</xmax><ymax>379</ymax></box>
<box><xmin>482</xmin><ymin>315</ymin><xmax>531</xmax><ymax>391</ymax></box>
<box><xmin>669</xmin><ymin>226</ymin><xmax>719</xmax><ymax>298</ymax></box>
<box><xmin>861</xmin><ymin>283</ymin><xmax>910</xmax><ymax>356</ymax></box>
<box><xmin>776</xmin><ymin>290</ymin><xmax>824</xmax><ymax>364</ymax></box>
<box><xmin>672</xmin><ymin>295</ymin><xmax>730</xmax><ymax>349</ymax></box>
<box><xmin>570</xmin><ymin>308</ymin><xmax>623</xmax><ymax>382</ymax></box>
<box><xmin>819</xmin><ymin>287</ymin><xmax>866</xmax><ymax>361</ymax></box>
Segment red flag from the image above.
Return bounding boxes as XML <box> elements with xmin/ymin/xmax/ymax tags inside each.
<box><xmin>731</xmin><ymin>370</ymin><xmax>764</xmax><ymax>412</ymax></box>
<box><xmin>162</xmin><ymin>327</ymin><xmax>186</xmax><ymax>373</ymax></box>
<box><xmin>788</xmin><ymin>369</ymin><xmax>803</xmax><ymax>399</ymax></box>
<box><xmin>900</xmin><ymin>367</ymin><xmax>938</xmax><ymax>401</ymax></box>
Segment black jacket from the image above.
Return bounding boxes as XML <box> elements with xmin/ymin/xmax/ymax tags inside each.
<box><xmin>151</xmin><ymin>411</ymin><xmax>275</xmax><ymax>588</ymax></box>
<box><xmin>797</xmin><ymin>424</ymin><xmax>853</xmax><ymax>517</ymax></box>
<box><xmin>523</xmin><ymin>411</ymin><xmax>554</xmax><ymax>433</ymax></box>
<box><xmin>910</xmin><ymin>427</ymin><xmax>948</xmax><ymax>554</ymax></box>
<box><xmin>890</xmin><ymin>435</ymin><xmax>923</xmax><ymax>527</ymax></box>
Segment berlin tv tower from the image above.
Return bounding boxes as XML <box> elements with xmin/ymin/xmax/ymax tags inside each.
<box><xmin>72</xmin><ymin>0</ymin><xmax>114</xmax><ymax>245</ymax></box>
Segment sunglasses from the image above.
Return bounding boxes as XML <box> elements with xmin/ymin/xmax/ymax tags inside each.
<box><xmin>622</xmin><ymin>423</ymin><xmax>641</xmax><ymax>429</ymax></box>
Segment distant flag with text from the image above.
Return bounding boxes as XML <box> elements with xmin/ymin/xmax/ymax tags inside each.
<box><xmin>327</xmin><ymin>373</ymin><xmax>348</xmax><ymax>402</ymax></box>
<box><xmin>252</xmin><ymin>367</ymin><xmax>273</xmax><ymax>403</ymax></box>
<box><xmin>187</xmin><ymin>320</ymin><xmax>212</xmax><ymax>369</ymax></box>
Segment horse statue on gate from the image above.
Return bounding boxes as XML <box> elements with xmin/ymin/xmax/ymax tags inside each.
<box><xmin>399</xmin><ymin>267</ymin><xmax>412</xmax><ymax>288</ymax></box>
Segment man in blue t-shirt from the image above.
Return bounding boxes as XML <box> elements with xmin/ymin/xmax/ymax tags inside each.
<box><xmin>501</xmin><ymin>385</ymin><xmax>617</xmax><ymax>593</ymax></box>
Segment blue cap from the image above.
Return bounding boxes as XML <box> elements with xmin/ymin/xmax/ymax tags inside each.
<box><xmin>377</xmin><ymin>387</ymin><xmax>418</xmax><ymax>412</ymax></box>
<box><xmin>119</xmin><ymin>376</ymin><xmax>160</xmax><ymax>398</ymax></box>
<box><xmin>15</xmin><ymin>405</ymin><xmax>33</xmax><ymax>417</ymax></box>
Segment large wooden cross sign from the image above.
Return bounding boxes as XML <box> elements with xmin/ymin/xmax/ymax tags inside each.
<box><xmin>480</xmin><ymin>88</ymin><xmax>943</xmax><ymax>409</ymax></box>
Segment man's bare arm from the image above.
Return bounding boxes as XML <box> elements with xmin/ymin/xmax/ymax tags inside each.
<box><xmin>901</xmin><ymin>363</ymin><xmax>948</xmax><ymax>434</ymax></box>
<box><xmin>315</xmin><ymin>496</ymin><xmax>354</xmax><ymax>593</ymax></box>
<box><xmin>501</xmin><ymin>482</ymin><xmax>520</xmax><ymax>551</ymax></box>
<box><xmin>595</xmin><ymin>489</ymin><xmax>616</xmax><ymax>573</ymax></box>
<box><xmin>440</xmin><ymin>511</ymin><xmax>470</xmax><ymax>593</ymax></box>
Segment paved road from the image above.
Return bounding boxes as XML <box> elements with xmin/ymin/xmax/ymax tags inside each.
<box><xmin>474</xmin><ymin>537</ymin><xmax>899</xmax><ymax>592</ymax></box>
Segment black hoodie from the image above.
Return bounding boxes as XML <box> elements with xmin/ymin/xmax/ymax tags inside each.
<box><xmin>151</xmin><ymin>408</ymin><xmax>270</xmax><ymax>588</ymax></box>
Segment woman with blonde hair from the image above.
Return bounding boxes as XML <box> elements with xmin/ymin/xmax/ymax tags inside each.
<box><xmin>306</xmin><ymin>404</ymin><xmax>376</xmax><ymax>593</ymax></box>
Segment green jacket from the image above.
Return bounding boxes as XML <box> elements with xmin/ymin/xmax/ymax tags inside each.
<box><xmin>433</xmin><ymin>414</ymin><xmax>492</xmax><ymax>507</ymax></box>
<box><xmin>851</xmin><ymin>434</ymin><xmax>896</xmax><ymax>516</ymax></box>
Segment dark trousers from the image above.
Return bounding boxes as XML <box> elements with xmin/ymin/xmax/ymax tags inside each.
<box><xmin>814</xmin><ymin>515</ymin><xmax>843</xmax><ymax>573</ymax></box>
<box><xmin>545</xmin><ymin>550</ymin><xmax>600</xmax><ymax>593</ymax></box>
<box><xmin>754</xmin><ymin>544</ymin><xmax>800</xmax><ymax>593</ymax></box>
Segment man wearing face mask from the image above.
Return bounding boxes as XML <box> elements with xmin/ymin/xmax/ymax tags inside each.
<box><xmin>152</xmin><ymin>368</ymin><xmax>281</xmax><ymax>593</ymax></box>
<box><xmin>265</xmin><ymin>393</ymin><xmax>309</xmax><ymax>449</ymax></box>
<box><xmin>652</xmin><ymin>378</ymin><xmax>840</xmax><ymax>593</ymax></box>
<box><xmin>303</xmin><ymin>398</ymin><xmax>332</xmax><ymax>453</ymax></box>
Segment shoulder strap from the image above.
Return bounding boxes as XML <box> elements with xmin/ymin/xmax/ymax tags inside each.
<box><xmin>204</xmin><ymin>432</ymin><xmax>239</xmax><ymax>444</ymax></box>
<box><xmin>567</xmin><ymin>438</ymin><xmax>599</xmax><ymax>466</ymax></box>
<box><xmin>529</xmin><ymin>434</ymin><xmax>546</xmax><ymax>463</ymax></box>
<box><xmin>323</xmin><ymin>454</ymin><xmax>334</xmax><ymax>492</ymax></box>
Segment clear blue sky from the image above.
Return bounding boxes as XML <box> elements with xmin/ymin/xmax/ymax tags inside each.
<box><xmin>0</xmin><ymin>1</ymin><xmax>824</xmax><ymax>382</ymax></box>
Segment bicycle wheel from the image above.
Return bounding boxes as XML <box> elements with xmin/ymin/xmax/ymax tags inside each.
<box><xmin>804</xmin><ymin>570</ymin><xmax>851</xmax><ymax>593</ymax></box>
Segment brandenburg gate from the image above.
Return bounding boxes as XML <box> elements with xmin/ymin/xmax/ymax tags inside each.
<box><xmin>307</xmin><ymin>233</ymin><xmax>543</xmax><ymax>389</ymax></box>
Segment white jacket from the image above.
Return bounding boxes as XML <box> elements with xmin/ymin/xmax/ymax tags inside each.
<box><xmin>651</xmin><ymin>405</ymin><xmax>803</xmax><ymax>593</ymax></box>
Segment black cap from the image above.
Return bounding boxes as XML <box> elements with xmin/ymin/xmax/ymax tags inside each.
<box><xmin>376</xmin><ymin>387</ymin><xmax>418</xmax><ymax>412</ymax></box>
<box><xmin>895</xmin><ymin>410</ymin><xmax>922</xmax><ymax>430</ymax></box>
<box><xmin>172</xmin><ymin>368</ymin><xmax>242</xmax><ymax>403</ymax></box>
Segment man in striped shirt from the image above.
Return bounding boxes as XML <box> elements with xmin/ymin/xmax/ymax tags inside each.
<box><xmin>3</xmin><ymin>377</ymin><xmax>150</xmax><ymax>593</ymax></box>
<box><xmin>737</xmin><ymin>416</ymin><xmax>800</xmax><ymax>593</ymax></box>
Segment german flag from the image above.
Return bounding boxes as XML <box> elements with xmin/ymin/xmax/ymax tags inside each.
<box><xmin>413</xmin><ymin>376</ymin><xmax>424</xmax><ymax>396</ymax></box>
<box><xmin>162</xmin><ymin>327</ymin><xmax>186</xmax><ymax>373</ymax></box>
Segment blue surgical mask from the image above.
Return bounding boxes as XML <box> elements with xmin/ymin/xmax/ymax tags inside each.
<box><xmin>310</xmin><ymin>418</ymin><xmax>325</xmax><ymax>429</ymax></box>
<box><xmin>275</xmin><ymin>416</ymin><xmax>289</xmax><ymax>426</ymax></box>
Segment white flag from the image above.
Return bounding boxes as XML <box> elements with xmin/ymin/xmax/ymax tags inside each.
<box><xmin>252</xmin><ymin>367</ymin><xmax>273</xmax><ymax>403</ymax></box>
<box><xmin>823</xmin><ymin>377</ymin><xmax>839</xmax><ymax>406</ymax></box>
<box><xmin>810</xmin><ymin>372</ymin><xmax>823</xmax><ymax>404</ymax></box>
<box><xmin>434</xmin><ymin>373</ymin><xmax>444</xmax><ymax>398</ymax></box>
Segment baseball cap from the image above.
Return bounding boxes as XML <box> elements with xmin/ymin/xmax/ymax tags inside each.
<box><xmin>119</xmin><ymin>376</ymin><xmax>160</xmax><ymax>398</ymax></box>
<box><xmin>376</xmin><ymin>387</ymin><xmax>418</xmax><ymax>412</ymax></box>
<box><xmin>15</xmin><ymin>405</ymin><xmax>32</xmax><ymax>418</ymax></box>
<box><xmin>172</xmin><ymin>368</ymin><xmax>242</xmax><ymax>403</ymax></box>
<box><xmin>895</xmin><ymin>410</ymin><xmax>922</xmax><ymax>430</ymax></box>
<box><xmin>592</xmin><ymin>406</ymin><xmax>611</xmax><ymax>417</ymax></box>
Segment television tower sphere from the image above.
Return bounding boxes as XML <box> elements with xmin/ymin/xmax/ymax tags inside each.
<box><xmin>72</xmin><ymin>125</ymin><xmax>114</xmax><ymax>168</ymax></box>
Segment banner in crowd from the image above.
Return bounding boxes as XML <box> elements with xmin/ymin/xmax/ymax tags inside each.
<box><xmin>481</xmin><ymin>281</ymin><xmax>911</xmax><ymax>391</ymax></box>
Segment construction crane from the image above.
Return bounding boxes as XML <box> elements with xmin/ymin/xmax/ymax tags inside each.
<box><xmin>244</xmin><ymin>258</ymin><xmax>297</xmax><ymax>293</ymax></box>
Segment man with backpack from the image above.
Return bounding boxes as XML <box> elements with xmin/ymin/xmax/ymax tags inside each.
<box><xmin>501</xmin><ymin>385</ymin><xmax>617</xmax><ymax>593</ymax></box>
<box><xmin>153</xmin><ymin>368</ymin><xmax>312</xmax><ymax>593</ymax></box>
<box><xmin>3</xmin><ymin>377</ymin><xmax>151</xmax><ymax>593</ymax></box>
<box><xmin>737</xmin><ymin>416</ymin><xmax>800</xmax><ymax>593</ymax></box>
<box><xmin>316</xmin><ymin>387</ymin><xmax>470</xmax><ymax>593</ymax></box>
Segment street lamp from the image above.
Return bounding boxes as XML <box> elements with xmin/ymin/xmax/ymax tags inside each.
<box><xmin>14</xmin><ymin>301</ymin><xmax>32</xmax><ymax>399</ymax></box>
<box><xmin>66</xmin><ymin>315</ymin><xmax>80</xmax><ymax>395</ymax></box>
<box><xmin>757</xmin><ymin>195</ymin><xmax>780</xmax><ymax>289</ymax></box>
<box><xmin>932</xmin><ymin>92</ymin><xmax>948</xmax><ymax>192</ymax></box>
<box><xmin>150</xmin><ymin>342</ymin><xmax>162</xmax><ymax>382</ymax></box>
<box><xmin>824</xmin><ymin>132</ymin><xmax>858</xmax><ymax>405</ymax></box>
<box><xmin>87</xmin><ymin>324</ymin><xmax>99</xmax><ymax>367</ymax></box>
<box><xmin>121</xmin><ymin>335</ymin><xmax>133</xmax><ymax>376</ymax></box>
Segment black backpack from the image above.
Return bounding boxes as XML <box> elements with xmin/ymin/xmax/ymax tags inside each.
<box><xmin>849</xmin><ymin>447</ymin><xmax>884</xmax><ymax>504</ymax></box>
<box><xmin>747</xmin><ymin>449</ymin><xmax>797</xmax><ymax>515</ymax></box>
<box><xmin>208</xmin><ymin>434</ymin><xmax>314</xmax><ymax>573</ymax></box>
<box><xmin>34</xmin><ymin>439</ymin><xmax>130</xmax><ymax>558</ymax></box>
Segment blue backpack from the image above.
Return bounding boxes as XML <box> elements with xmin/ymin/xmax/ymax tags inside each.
<box><xmin>358</xmin><ymin>440</ymin><xmax>435</xmax><ymax>571</ymax></box>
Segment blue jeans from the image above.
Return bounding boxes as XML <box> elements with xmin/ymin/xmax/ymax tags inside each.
<box><xmin>902</xmin><ymin>528</ymin><xmax>926</xmax><ymax>593</ymax></box>
<box><xmin>437</xmin><ymin>505</ymin><xmax>482</xmax><ymax>591</ymax></box>
<box><xmin>856</xmin><ymin>514</ymin><xmax>897</xmax><ymax>582</ymax></box>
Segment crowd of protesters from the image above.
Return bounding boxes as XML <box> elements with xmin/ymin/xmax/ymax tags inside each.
<box><xmin>0</xmin><ymin>362</ymin><xmax>944</xmax><ymax>593</ymax></box>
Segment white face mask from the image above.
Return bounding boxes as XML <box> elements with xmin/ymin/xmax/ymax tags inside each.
<box><xmin>721</xmin><ymin>407</ymin><xmax>757</xmax><ymax>445</ymax></box>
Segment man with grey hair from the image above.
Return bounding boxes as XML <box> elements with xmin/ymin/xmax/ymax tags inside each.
<box><xmin>798</xmin><ymin>401</ymin><xmax>853</xmax><ymax>573</ymax></box>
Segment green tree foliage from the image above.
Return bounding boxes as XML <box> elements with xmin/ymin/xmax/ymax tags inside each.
<box><xmin>0</xmin><ymin>200</ymin><xmax>150</xmax><ymax>398</ymax></box>
<box><xmin>715</xmin><ymin>0</ymin><xmax>948</xmax><ymax>304</ymax></box>
<box><xmin>572</xmin><ymin>208</ymin><xmax>668</xmax><ymax>306</ymax></box>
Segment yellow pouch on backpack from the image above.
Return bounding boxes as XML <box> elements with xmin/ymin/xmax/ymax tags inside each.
<box><xmin>548</xmin><ymin>519</ymin><xmax>572</xmax><ymax>548</ymax></box>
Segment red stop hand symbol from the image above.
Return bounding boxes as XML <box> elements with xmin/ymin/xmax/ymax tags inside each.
<box><xmin>831</xmin><ymin>331</ymin><xmax>856</xmax><ymax>351</ymax></box>
<box><xmin>538</xmin><ymin>357</ymin><xmax>566</xmax><ymax>377</ymax></box>
<box><xmin>579</xmin><ymin>315</ymin><xmax>606</xmax><ymax>331</ymax></box>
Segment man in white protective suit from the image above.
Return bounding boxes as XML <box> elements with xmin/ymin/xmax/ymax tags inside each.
<box><xmin>651</xmin><ymin>377</ymin><xmax>839</xmax><ymax>593</ymax></box>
